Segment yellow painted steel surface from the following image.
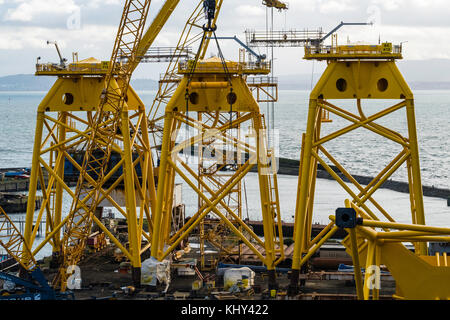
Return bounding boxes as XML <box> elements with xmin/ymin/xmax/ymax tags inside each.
<box><xmin>151</xmin><ymin>59</ymin><xmax>284</xmax><ymax>279</ymax></box>
<box><xmin>289</xmin><ymin>43</ymin><xmax>428</xmax><ymax>296</ymax></box>
<box><xmin>178</xmin><ymin>58</ymin><xmax>271</xmax><ymax>75</ymax></box>
<box><xmin>22</xmin><ymin>0</ymin><xmax>181</xmax><ymax>290</ymax></box>
<box><xmin>36</xmin><ymin>77</ymin><xmax>142</xmax><ymax>112</ymax></box>
<box><xmin>331</xmin><ymin>203</ymin><xmax>450</xmax><ymax>300</ymax></box>
<box><xmin>263</xmin><ymin>0</ymin><xmax>288</xmax><ymax>10</ymax></box>
<box><xmin>304</xmin><ymin>43</ymin><xmax>403</xmax><ymax>61</ymax></box>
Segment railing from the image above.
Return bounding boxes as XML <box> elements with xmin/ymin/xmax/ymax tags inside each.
<box><xmin>36</xmin><ymin>63</ymin><xmax>106</xmax><ymax>74</ymax></box>
<box><xmin>36</xmin><ymin>62</ymin><xmax>121</xmax><ymax>74</ymax></box>
<box><xmin>178</xmin><ymin>60</ymin><xmax>271</xmax><ymax>74</ymax></box>
<box><xmin>139</xmin><ymin>47</ymin><xmax>193</xmax><ymax>63</ymax></box>
<box><xmin>305</xmin><ymin>43</ymin><xmax>403</xmax><ymax>58</ymax></box>
<box><xmin>159</xmin><ymin>73</ymin><xmax>182</xmax><ymax>81</ymax></box>
<box><xmin>245</xmin><ymin>61</ymin><xmax>271</xmax><ymax>73</ymax></box>
<box><xmin>0</xmin><ymin>218</ymin><xmax>45</xmax><ymax>238</ymax></box>
<box><xmin>245</xmin><ymin>29</ymin><xmax>324</xmax><ymax>47</ymax></box>
<box><xmin>246</xmin><ymin>76</ymin><xmax>278</xmax><ymax>85</ymax></box>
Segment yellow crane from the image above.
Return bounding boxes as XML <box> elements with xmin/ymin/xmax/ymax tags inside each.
<box><xmin>9</xmin><ymin>0</ymin><xmax>447</xmax><ymax>300</ymax></box>
<box><xmin>53</xmin><ymin>0</ymin><xmax>153</xmax><ymax>290</ymax></box>
<box><xmin>21</xmin><ymin>0</ymin><xmax>182</xmax><ymax>290</ymax></box>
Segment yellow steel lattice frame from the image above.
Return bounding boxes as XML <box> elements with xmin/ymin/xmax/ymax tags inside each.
<box><xmin>197</xmin><ymin>111</ymin><xmax>245</xmax><ymax>270</ymax></box>
<box><xmin>24</xmin><ymin>98</ymin><xmax>154</xmax><ymax>289</ymax></box>
<box><xmin>23</xmin><ymin>0</ymin><xmax>186</xmax><ymax>290</ymax></box>
<box><xmin>151</xmin><ymin>67</ymin><xmax>285</xmax><ymax>288</ymax></box>
<box><xmin>288</xmin><ymin>56</ymin><xmax>427</xmax><ymax>294</ymax></box>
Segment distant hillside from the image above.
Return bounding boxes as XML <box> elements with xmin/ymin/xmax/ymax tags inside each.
<box><xmin>409</xmin><ymin>82</ymin><xmax>450</xmax><ymax>90</ymax></box>
<box><xmin>0</xmin><ymin>74</ymin><xmax>54</xmax><ymax>91</ymax></box>
<box><xmin>0</xmin><ymin>74</ymin><xmax>158</xmax><ymax>91</ymax></box>
<box><xmin>1</xmin><ymin>73</ymin><xmax>450</xmax><ymax>92</ymax></box>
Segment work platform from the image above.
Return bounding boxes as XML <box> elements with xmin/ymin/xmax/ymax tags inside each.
<box><xmin>245</xmin><ymin>29</ymin><xmax>324</xmax><ymax>47</ymax></box>
<box><xmin>178</xmin><ymin>57</ymin><xmax>271</xmax><ymax>75</ymax></box>
<box><xmin>304</xmin><ymin>43</ymin><xmax>403</xmax><ymax>61</ymax></box>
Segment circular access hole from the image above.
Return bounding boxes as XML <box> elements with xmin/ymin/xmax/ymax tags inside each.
<box><xmin>336</xmin><ymin>78</ymin><xmax>347</xmax><ymax>92</ymax></box>
<box><xmin>62</xmin><ymin>93</ymin><xmax>74</xmax><ymax>105</ymax></box>
<box><xmin>227</xmin><ymin>92</ymin><xmax>237</xmax><ymax>105</ymax></box>
<box><xmin>377</xmin><ymin>78</ymin><xmax>389</xmax><ymax>92</ymax></box>
<box><xmin>341</xmin><ymin>214</ymin><xmax>350</xmax><ymax>222</ymax></box>
<box><xmin>189</xmin><ymin>92</ymin><xmax>199</xmax><ymax>105</ymax></box>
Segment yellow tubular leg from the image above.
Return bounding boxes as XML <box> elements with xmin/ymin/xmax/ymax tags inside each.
<box><xmin>24</xmin><ymin>111</ymin><xmax>45</xmax><ymax>249</ymax></box>
<box><xmin>121</xmin><ymin>111</ymin><xmax>141</xmax><ymax>275</ymax></box>
<box><xmin>363</xmin><ymin>240</ymin><xmax>376</xmax><ymax>300</ymax></box>
<box><xmin>151</xmin><ymin>112</ymin><xmax>174</xmax><ymax>259</ymax></box>
<box><xmin>289</xmin><ymin>99</ymin><xmax>319</xmax><ymax>294</ymax></box>
<box><xmin>53</xmin><ymin>112</ymin><xmax>67</xmax><ymax>252</ymax></box>
<box><xmin>405</xmin><ymin>99</ymin><xmax>427</xmax><ymax>255</ymax></box>
<box><xmin>349</xmin><ymin>228</ymin><xmax>364</xmax><ymax>300</ymax></box>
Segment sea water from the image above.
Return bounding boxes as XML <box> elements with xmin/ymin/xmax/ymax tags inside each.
<box><xmin>0</xmin><ymin>90</ymin><xmax>448</xmax><ymax>258</ymax></box>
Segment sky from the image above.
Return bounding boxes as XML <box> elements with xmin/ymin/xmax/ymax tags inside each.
<box><xmin>0</xmin><ymin>0</ymin><xmax>450</xmax><ymax>79</ymax></box>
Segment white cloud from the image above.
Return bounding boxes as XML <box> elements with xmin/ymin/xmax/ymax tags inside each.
<box><xmin>235</xmin><ymin>5</ymin><xmax>265</xmax><ymax>17</ymax></box>
<box><xmin>318</xmin><ymin>0</ymin><xmax>357</xmax><ymax>14</ymax></box>
<box><xmin>1</xmin><ymin>0</ymin><xmax>450</xmax><ymax>77</ymax></box>
<box><xmin>371</xmin><ymin>0</ymin><xmax>448</xmax><ymax>11</ymax></box>
<box><xmin>0</xmin><ymin>24</ymin><xmax>116</xmax><ymax>53</ymax></box>
<box><xmin>4</xmin><ymin>0</ymin><xmax>79</xmax><ymax>22</ymax></box>
<box><xmin>86</xmin><ymin>0</ymin><xmax>121</xmax><ymax>8</ymax></box>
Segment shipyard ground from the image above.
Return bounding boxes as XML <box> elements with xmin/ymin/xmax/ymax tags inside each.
<box><xmin>37</xmin><ymin>245</ymin><xmax>396</xmax><ymax>301</ymax></box>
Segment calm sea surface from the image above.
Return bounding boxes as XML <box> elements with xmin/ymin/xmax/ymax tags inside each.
<box><xmin>1</xmin><ymin>89</ymin><xmax>448</xmax><ymax>188</ymax></box>
<box><xmin>0</xmin><ymin>89</ymin><xmax>449</xmax><ymax>258</ymax></box>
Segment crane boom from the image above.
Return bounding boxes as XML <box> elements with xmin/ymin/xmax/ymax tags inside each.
<box><xmin>148</xmin><ymin>0</ymin><xmax>224</xmax><ymax>123</ymax></box>
<box><xmin>55</xmin><ymin>0</ymin><xmax>152</xmax><ymax>291</ymax></box>
<box><xmin>133</xmin><ymin>0</ymin><xmax>182</xmax><ymax>73</ymax></box>
<box><xmin>0</xmin><ymin>206</ymin><xmax>37</xmax><ymax>272</ymax></box>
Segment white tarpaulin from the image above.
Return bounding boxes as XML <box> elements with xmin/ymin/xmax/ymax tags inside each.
<box><xmin>141</xmin><ymin>257</ymin><xmax>171</xmax><ymax>292</ymax></box>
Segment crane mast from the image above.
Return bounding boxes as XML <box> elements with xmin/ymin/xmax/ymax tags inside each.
<box><xmin>54</xmin><ymin>0</ymin><xmax>152</xmax><ymax>290</ymax></box>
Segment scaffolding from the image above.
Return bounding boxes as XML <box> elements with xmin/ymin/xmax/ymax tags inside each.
<box><xmin>139</xmin><ymin>47</ymin><xmax>193</xmax><ymax>63</ymax></box>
